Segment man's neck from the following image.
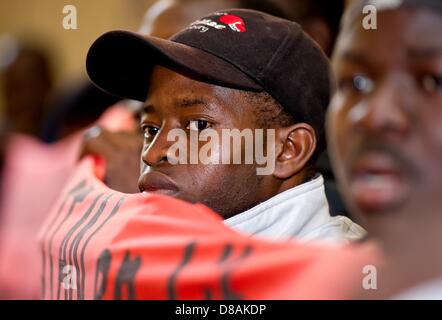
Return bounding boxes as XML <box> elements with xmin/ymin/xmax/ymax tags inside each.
<box><xmin>370</xmin><ymin>219</ymin><xmax>442</xmax><ymax>298</ymax></box>
<box><xmin>274</xmin><ymin>169</ymin><xmax>312</xmax><ymax>196</ymax></box>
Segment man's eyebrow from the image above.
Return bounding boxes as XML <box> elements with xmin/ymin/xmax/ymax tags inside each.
<box><xmin>178</xmin><ymin>97</ymin><xmax>212</xmax><ymax>109</ymax></box>
<box><xmin>141</xmin><ymin>104</ymin><xmax>155</xmax><ymax>114</ymax></box>
<box><xmin>338</xmin><ymin>51</ymin><xmax>372</xmax><ymax>67</ymax></box>
<box><xmin>141</xmin><ymin>97</ymin><xmax>218</xmax><ymax>115</ymax></box>
<box><xmin>407</xmin><ymin>47</ymin><xmax>442</xmax><ymax>60</ymax></box>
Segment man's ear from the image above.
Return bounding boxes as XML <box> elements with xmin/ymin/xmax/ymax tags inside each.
<box><xmin>273</xmin><ymin>123</ymin><xmax>317</xmax><ymax>179</ymax></box>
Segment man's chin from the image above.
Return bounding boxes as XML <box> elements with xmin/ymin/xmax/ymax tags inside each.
<box><xmin>350</xmin><ymin>183</ymin><xmax>411</xmax><ymax>216</ymax></box>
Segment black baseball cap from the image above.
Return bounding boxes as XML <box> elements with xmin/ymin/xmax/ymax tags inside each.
<box><xmin>87</xmin><ymin>9</ymin><xmax>331</xmax><ymax>156</ymax></box>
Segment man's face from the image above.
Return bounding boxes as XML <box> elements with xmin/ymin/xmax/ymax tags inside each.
<box><xmin>327</xmin><ymin>9</ymin><xmax>442</xmax><ymax>229</ymax></box>
<box><xmin>139</xmin><ymin>66</ymin><xmax>271</xmax><ymax>219</ymax></box>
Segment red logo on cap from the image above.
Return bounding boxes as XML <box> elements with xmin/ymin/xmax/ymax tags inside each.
<box><xmin>219</xmin><ymin>15</ymin><xmax>246</xmax><ymax>33</ymax></box>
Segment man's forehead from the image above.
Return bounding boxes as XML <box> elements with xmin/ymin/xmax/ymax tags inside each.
<box><xmin>146</xmin><ymin>66</ymin><xmax>213</xmax><ymax>101</ymax></box>
<box><xmin>343</xmin><ymin>7</ymin><xmax>441</xmax><ymax>37</ymax></box>
<box><xmin>334</xmin><ymin>10</ymin><xmax>442</xmax><ymax>65</ymax></box>
<box><xmin>143</xmin><ymin>94</ymin><xmax>213</xmax><ymax>111</ymax></box>
<box><xmin>334</xmin><ymin>46</ymin><xmax>442</xmax><ymax>64</ymax></box>
<box><xmin>142</xmin><ymin>90</ymin><xmax>234</xmax><ymax>117</ymax></box>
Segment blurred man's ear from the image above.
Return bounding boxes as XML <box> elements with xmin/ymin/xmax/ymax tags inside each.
<box><xmin>273</xmin><ymin>123</ymin><xmax>316</xmax><ymax>179</ymax></box>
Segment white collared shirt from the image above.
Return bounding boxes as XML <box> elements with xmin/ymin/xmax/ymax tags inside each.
<box><xmin>224</xmin><ymin>175</ymin><xmax>366</xmax><ymax>244</ymax></box>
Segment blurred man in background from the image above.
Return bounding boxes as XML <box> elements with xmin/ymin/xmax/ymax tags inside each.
<box><xmin>0</xmin><ymin>39</ymin><xmax>53</xmax><ymax>138</ymax></box>
<box><xmin>328</xmin><ymin>0</ymin><xmax>442</xmax><ymax>299</ymax></box>
<box><xmin>273</xmin><ymin>0</ymin><xmax>344</xmax><ymax>56</ymax></box>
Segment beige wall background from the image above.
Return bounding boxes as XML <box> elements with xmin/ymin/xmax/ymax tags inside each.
<box><xmin>0</xmin><ymin>0</ymin><xmax>155</xmax><ymax>86</ymax></box>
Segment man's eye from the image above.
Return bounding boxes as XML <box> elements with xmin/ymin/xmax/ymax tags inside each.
<box><xmin>421</xmin><ymin>74</ymin><xmax>442</xmax><ymax>94</ymax></box>
<box><xmin>187</xmin><ymin>120</ymin><xmax>210</xmax><ymax>131</ymax></box>
<box><xmin>352</xmin><ymin>75</ymin><xmax>374</xmax><ymax>94</ymax></box>
<box><xmin>142</xmin><ymin>125</ymin><xmax>159</xmax><ymax>139</ymax></box>
<box><xmin>339</xmin><ymin>75</ymin><xmax>374</xmax><ymax>94</ymax></box>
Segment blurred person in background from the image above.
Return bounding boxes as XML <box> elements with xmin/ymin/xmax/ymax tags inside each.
<box><xmin>0</xmin><ymin>37</ymin><xmax>61</xmax><ymax>299</ymax></box>
<box><xmin>328</xmin><ymin>0</ymin><xmax>442</xmax><ymax>299</ymax></box>
<box><xmin>273</xmin><ymin>0</ymin><xmax>345</xmax><ymax>56</ymax></box>
<box><xmin>41</xmin><ymin>81</ymin><xmax>122</xmax><ymax>143</ymax></box>
<box><xmin>0</xmin><ymin>35</ymin><xmax>124</xmax><ymax>143</ymax></box>
<box><xmin>0</xmin><ymin>38</ymin><xmax>53</xmax><ymax>138</ymax></box>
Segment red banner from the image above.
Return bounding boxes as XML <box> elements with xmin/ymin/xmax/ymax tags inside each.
<box><xmin>39</xmin><ymin>157</ymin><xmax>379</xmax><ymax>300</ymax></box>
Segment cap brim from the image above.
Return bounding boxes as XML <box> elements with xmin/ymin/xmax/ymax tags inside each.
<box><xmin>86</xmin><ymin>30</ymin><xmax>262</xmax><ymax>102</ymax></box>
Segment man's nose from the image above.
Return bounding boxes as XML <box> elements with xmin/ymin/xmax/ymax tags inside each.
<box><xmin>350</xmin><ymin>79</ymin><xmax>413</xmax><ymax>138</ymax></box>
<box><xmin>141</xmin><ymin>126</ymin><xmax>175</xmax><ymax>167</ymax></box>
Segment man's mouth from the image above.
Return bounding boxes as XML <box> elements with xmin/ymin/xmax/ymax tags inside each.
<box><xmin>349</xmin><ymin>151</ymin><xmax>411</xmax><ymax>213</ymax></box>
<box><xmin>138</xmin><ymin>171</ymin><xmax>179</xmax><ymax>197</ymax></box>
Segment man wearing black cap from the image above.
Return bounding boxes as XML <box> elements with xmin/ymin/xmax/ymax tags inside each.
<box><xmin>87</xmin><ymin>9</ymin><xmax>364</xmax><ymax>242</ymax></box>
<box><xmin>328</xmin><ymin>0</ymin><xmax>442</xmax><ymax>298</ymax></box>
<box><xmin>79</xmin><ymin>0</ymin><xmax>288</xmax><ymax>194</ymax></box>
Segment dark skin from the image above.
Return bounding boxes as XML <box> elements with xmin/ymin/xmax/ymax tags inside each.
<box><xmin>139</xmin><ymin>66</ymin><xmax>316</xmax><ymax>219</ymax></box>
<box><xmin>327</xmin><ymin>8</ymin><xmax>442</xmax><ymax>298</ymax></box>
<box><xmin>80</xmin><ymin>129</ymin><xmax>143</xmax><ymax>193</ymax></box>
